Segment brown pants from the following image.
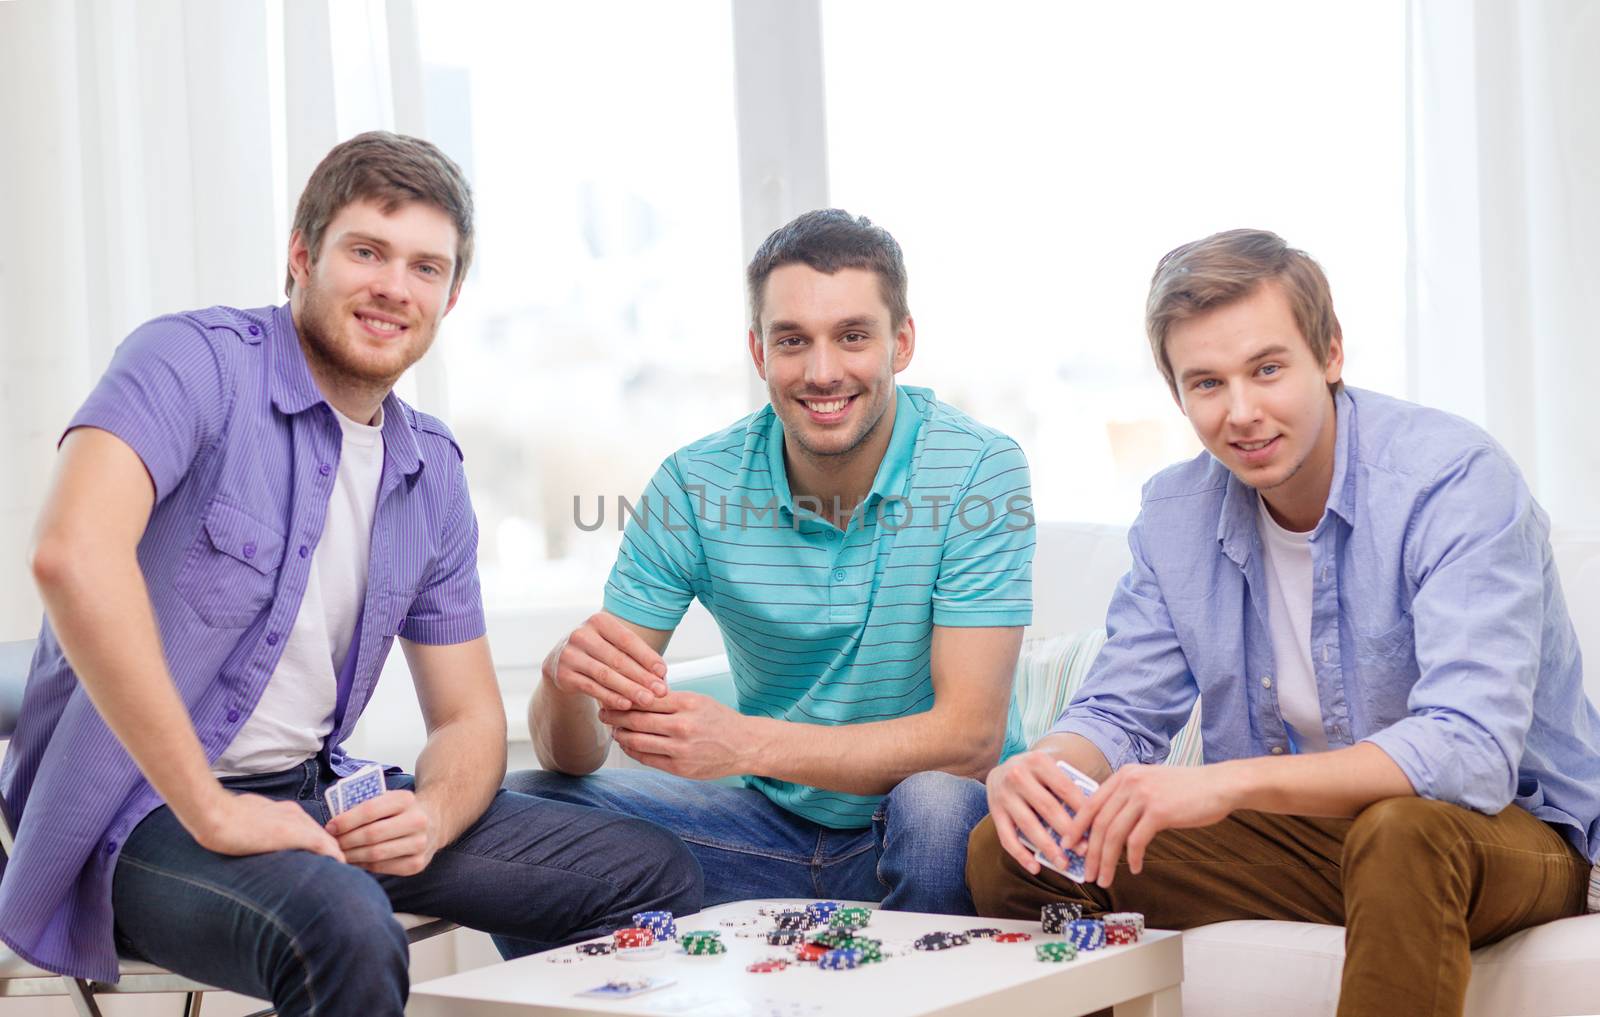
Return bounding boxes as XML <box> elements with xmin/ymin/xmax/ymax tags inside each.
<box><xmin>966</xmin><ymin>797</ymin><xmax>1590</xmax><ymax>1017</ymax></box>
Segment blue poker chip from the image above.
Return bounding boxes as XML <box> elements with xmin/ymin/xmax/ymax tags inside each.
<box><xmin>806</xmin><ymin>900</ymin><xmax>842</xmax><ymax>923</ymax></box>
<box><xmin>818</xmin><ymin>947</ymin><xmax>863</xmax><ymax>970</ymax></box>
<box><xmin>1066</xmin><ymin>918</ymin><xmax>1106</xmax><ymax>951</ymax></box>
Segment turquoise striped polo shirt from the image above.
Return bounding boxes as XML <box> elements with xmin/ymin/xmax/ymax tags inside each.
<box><xmin>604</xmin><ymin>384</ymin><xmax>1034</xmax><ymax>829</ymax></box>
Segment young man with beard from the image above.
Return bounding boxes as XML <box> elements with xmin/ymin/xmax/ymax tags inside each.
<box><xmin>967</xmin><ymin>229</ymin><xmax>1600</xmax><ymax>1017</ymax></box>
<box><xmin>509</xmin><ymin>209</ymin><xmax>1035</xmax><ymax>915</ymax></box>
<box><xmin>0</xmin><ymin>132</ymin><xmax>700</xmax><ymax>1017</ymax></box>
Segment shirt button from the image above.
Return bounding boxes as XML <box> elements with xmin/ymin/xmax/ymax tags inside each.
<box><xmin>242</xmin><ymin>542</ymin><xmax>257</xmax><ymax>559</ymax></box>
<box><xmin>299</xmin><ymin>545</ymin><xmax>310</xmax><ymax>558</ymax></box>
<box><xmin>104</xmin><ymin>839</ymin><xmax>118</xmax><ymax>855</ymax></box>
<box><xmin>833</xmin><ymin>569</ymin><xmax>846</xmax><ymax>581</ymax></box>
<box><xmin>1270</xmin><ymin>746</ymin><xmax>1285</xmax><ymax>755</ymax></box>
<box><xmin>266</xmin><ymin>632</ymin><xmax>280</xmax><ymax>646</ymax></box>
<box><xmin>319</xmin><ymin>463</ymin><xmax>332</xmax><ymax>477</ymax></box>
<box><xmin>247</xmin><ymin>325</ymin><xmax>260</xmax><ymax>336</ymax></box>
<box><xmin>226</xmin><ymin>708</ymin><xmax>241</xmax><ymax>723</ymax></box>
<box><xmin>1261</xmin><ymin>676</ymin><xmax>1273</xmax><ymax>689</ymax></box>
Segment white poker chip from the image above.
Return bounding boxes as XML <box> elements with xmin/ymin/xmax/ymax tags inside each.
<box><xmin>616</xmin><ymin>943</ymin><xmax>666</xmax><ymax>961</ymax></box>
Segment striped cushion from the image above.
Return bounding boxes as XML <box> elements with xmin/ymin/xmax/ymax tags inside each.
<box><xmin>1014</xmin><ymin>630</ymin><xmax>1204</xmax><ymax>767</ymax></box>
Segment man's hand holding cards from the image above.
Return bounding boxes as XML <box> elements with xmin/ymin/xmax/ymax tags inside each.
<box><xmin>984</xmin><ymin>748</ymin><xmax>1101</xmax><ymax>879</ymax></box>
<box><xmin>1015</xmin><ymin>760</ymin><xmax>1098</xmax><ymax>881</ymax></box>
<box><xmin>324</xmin><ymin>766</ymin><xmax>442</xmax><ymax>877</ymax></box>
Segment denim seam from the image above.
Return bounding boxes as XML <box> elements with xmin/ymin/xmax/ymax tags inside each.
<box><xmin>118</xmin><ymin>855</ymin><xmax>318</xmax><ymax>1016</ymax></box>
<box><xmin>670</xmin><ymin>832</ymin><xmax>817</xmax><ymax>867</ymax></box>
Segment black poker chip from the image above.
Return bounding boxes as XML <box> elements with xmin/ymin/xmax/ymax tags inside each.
<box><xmin>575</xmin><ymin>942</ymin><xmax>614</xmax><ymax>956</ymax></box>
<box><xmin>767</xmin><ymin>929</ymin><xmax>806</xmax><ymax>946</ymax></box>
<box><xmin>913</xmin><ymin>931</ymin><xmax>970</xmax><ymax>951</ymax></box>
<box><xmin>966</xmin><ymin>928</ymin><xmax>1002</xmax><ymax>939</ymax></box>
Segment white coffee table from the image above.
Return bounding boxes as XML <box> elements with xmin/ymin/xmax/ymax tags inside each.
<box><xmin>409</xmin><ymin>899</ymin><xmax>1183</xmax><ymax>1017</ymax></box>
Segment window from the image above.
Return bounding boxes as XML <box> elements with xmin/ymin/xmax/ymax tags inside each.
<box><xmin>822</xmin><ymin>0</ymin><xmax>1406</xmax><ymax>522</ymax></box>
<box><xmin>416</xmin><ymin>1</ymin><xmax>750</xmax><ymax>612</ymax></box>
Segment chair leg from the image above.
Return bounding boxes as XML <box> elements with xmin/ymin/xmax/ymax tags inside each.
<box><xmin>184</xmin><ymin>989</ymin><xmax>206</xmax><ymax>1017</ymax></box>
<box><xmin>65</xmin><ymin>979</ymin><xmax>106</xmax><ymax>1017</ymax></box>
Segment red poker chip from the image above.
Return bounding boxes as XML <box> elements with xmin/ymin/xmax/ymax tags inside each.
<box><xmin>994</xmin><ymin>932</ymin><xmax>1033</xmax><ymax>943</ymax></box>
<box><xmin>748</xmin><ymin>959</ymin><xmax>790</xmax><ymax>973</ymax></box>
<box><xmin>794</xmin><ymin>943</ymin><xmax>830</xmax><ymax>963</ymax></box>
<box><xmin>613</xmin><ymin>927</ymin><xmax>655</xmax><ymax>948</ymax></box>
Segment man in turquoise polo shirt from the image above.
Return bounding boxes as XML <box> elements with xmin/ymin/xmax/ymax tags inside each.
<box><xmin>508</xmin><ymin>209</ymin><xmax>1034</xmax><ymax>915</ymax></box>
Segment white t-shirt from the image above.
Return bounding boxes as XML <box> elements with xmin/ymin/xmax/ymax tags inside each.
<box><xmin>1256</xmin><ymin>494</ymin><xmax>1329</xmax><ymax>753</ymax></box>
<box><xmin>213</xmin><ymin>406</ymin><xmax>385</xmax><ymax>777</ymax></box>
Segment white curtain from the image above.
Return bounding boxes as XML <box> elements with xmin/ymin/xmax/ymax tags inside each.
<box><xmin>0</xmin><ymin>0</ymin><xmax>426</xmax><ymax>640</ymax></box>
<box><xmin>1407</xmin><ymin>0</ymin><xmax>1600</xmax><ymax>532</ymax></box>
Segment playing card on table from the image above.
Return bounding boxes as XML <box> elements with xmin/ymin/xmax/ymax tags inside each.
<box><xmin>1017</xmin><ymin>759</ymin><xmax>1098</xmax><ymax>881</ymax></box>
<box><xmin>324</xmin><ymin>763</ymin><xmax>385</xmax><ymax>816</ymax></box>
<box><xmin>577</xmin><ymin>976</ymin><xmax>676</xmax><ymax>999</ymax></box>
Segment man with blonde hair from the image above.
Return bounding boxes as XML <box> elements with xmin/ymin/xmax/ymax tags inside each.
<box><xmin>967</xmin><ymin>229</ymin><xmax>1600</xmax><ymax>1016</ymax></box>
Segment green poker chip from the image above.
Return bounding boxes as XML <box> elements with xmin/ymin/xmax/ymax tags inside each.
<box><xmin>1035</xmin><ymin>941</ymin><xmax>1077</xmax><ymax>963</ymax></box>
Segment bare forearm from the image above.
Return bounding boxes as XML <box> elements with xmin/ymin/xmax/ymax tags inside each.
<box><xmin>1028</xmin><ymin>732</ymin><xmax>1113</xmax><ymax>783</ymax></box>
<box><xmin>747</xmin><ymin>709</ymin><xmax>1004</xmax><ymax>796</ymax></box>
<box><xmin>1215</xmin><ymin>741</ymin><xmax>1415</xmax><ymax>818</ymax></box>
<box><xmin>530</xmin><ymin>676</ymin><xmax>611</xmax><ymax>774</ymax></box>
<box><xmin>413</xmin><ymin>713</ymin><xmax>507</xmax><ymax>845</ymax></box>
<box><xmin>33</xmin><ymin>548</ymin><xmax>227</xmax><ymax>836</ymax></box>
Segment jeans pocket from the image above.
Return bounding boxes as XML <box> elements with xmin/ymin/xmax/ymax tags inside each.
<box><xmin>175</xmin><ymin>500</ymin><xmax>285</xmax><ymax>628</ymax></box>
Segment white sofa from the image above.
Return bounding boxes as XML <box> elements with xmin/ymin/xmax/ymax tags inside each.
<box><xmin>1025</xmin><ymin>522</ymin><xmax>1600</xmax><ymax>1017</ymax></box>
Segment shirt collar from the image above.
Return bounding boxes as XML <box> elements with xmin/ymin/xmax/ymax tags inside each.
<box><xmin>762</xmin><ymin>384</ymin><xmax>919</xmax><ymax>520</ymax></box>
<box><xmin>1217</xmin><ymin>386</ymin><xmax>1355</xmax><ymax>565</ymax></box>
<box><xmin>267</xmin><ymin>302</ymin><xmax>424</xmax><ymax>477</ymax></box>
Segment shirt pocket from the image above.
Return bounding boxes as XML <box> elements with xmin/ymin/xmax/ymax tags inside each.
<box><xmin>176</xmin><ymin>500</ymin><xmax>286</xmax><ymax>628</ymax></box>
<box><xmin>1355</xmin><ymin>613</ymin><xmax>1419</xmax><ymax>689</ymax></box>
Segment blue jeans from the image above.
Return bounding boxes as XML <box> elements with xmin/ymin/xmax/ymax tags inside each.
<box><xmin>503</xmin><ymin>767</ymin><xmax>988</xmax><ymax>915</ymax></box>
<box><xmin>111</xmin><ymin>759</ymin><xmax>702</xmax><ymax>1017</ymax></box>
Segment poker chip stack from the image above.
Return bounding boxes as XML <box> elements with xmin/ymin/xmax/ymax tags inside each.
<box><xmin>767</xmin><ymin>928</ymin><xmax>806</xmax><ymax>946</ymax></box>
<box><xmin>1103</xmin><ymin>912</ymin><xmax>1145</xmax><ymax>945</ymax></box>
<box><xmin>806</xmin><ymin>900</ymin><xmax>842</xmax><ymax>924</ymax></box>
<box><xmin>828</xmin><ymin>906</ymin><xmax>873</xmax><ymax>932</ymax></box>
<box><xmin>913</xmin><ymin>931</ymin><xmax>970</xmax><ymax>951</ymax></box>
<box><xmin>795</xmin><ymin>942</ymin><xmax>830</xmax><ymax>963</ymax></box>
<box><xmin>1035</xmin><ymin>941</ymin><xmax>1077</xmax><ymax>963</ymax></box>
<box><xmin>1065</xmin><ymin>918</ymin><xmax>1106</xmax><ymax>951</ymax></box>
<box><xmin>1041</xmin><ymin>902</ymin><xmax>1084</xmax><ymax>934</ymax></box>
<box><xmin>818</xmin><ymin>947</ymin><xmax>864</xmax><ymax>970</ymax></box>
<box><xmin>631</xmin><ymin>910</ymin><xmax>677</xmax><ymax>942</ymax></box>
<box><xmin>966</xmin><ymin>927</ymin><xmax>1002</xmax><ymax>939</ymax></box>
<box><xmin>681</xmin><ymin>929</ymin><xmax>727</xmax><ymax>956</ymax></box>
<box><xmin>574</xmin><ymin>942</ymin><xmax>614</xmax><ymax>956</ymax></box>
<box><xmin>773</xmin><ymin>909</ymin><xmax>813</xmax><ymax>932</ymax></box>
<box><xmin>613</xmin><ymin>927</ymin><xmax>655</xmax><ymax>950</ymax></box>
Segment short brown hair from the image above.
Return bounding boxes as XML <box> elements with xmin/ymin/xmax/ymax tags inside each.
<box><xmin>284</xmin><ymin>131</ymin><xmax>474</xmax><ymax>297</ymax></box>
<box><xmin>1145</xmin><ymin>229</ymin><xmax>1342</xmax><ymax>399</ymax></box>
<box><xmin>746</xmin><ymin>209</ymin><xmax>909</xmax><ymax>334</ymax></box>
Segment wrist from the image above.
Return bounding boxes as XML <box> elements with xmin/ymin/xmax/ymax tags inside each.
<box><xmin>178</xmin><ymin>781</ymin><xmax>234</xmax><ymax>846</ymax></box>
<box><xmin>742</xmin><ymin>714</ymin><xmax>781</xmax><ymax>776</ymax></box>
<box><xmin>1213</xmin><ymin>757</ymin><xmax>1259</xmax><ymax>812</ymax></box>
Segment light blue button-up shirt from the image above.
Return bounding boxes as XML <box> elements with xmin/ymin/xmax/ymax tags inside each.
<box><xmin>1051</xmin><ymin>387</ymin><xmax>1600</xmax><ymax>863</ymax></box>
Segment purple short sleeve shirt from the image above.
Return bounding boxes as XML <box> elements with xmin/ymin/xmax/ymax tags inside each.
<box><xmin>0</xmin><ymin>303</ymin><xmax>485</xmax><ymax>980</ymax></box>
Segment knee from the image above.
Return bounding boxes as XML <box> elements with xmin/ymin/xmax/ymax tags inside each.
<box><xmin>503</xmin><ymin>767</ymin><xmax>576</xmax><ymax>796</ymax></box>
<box><xmin>1343</xmin><ymin>796</ymin><xmax>1465</xmax><ymax>883</ymax></box>
<box><xmin>883</xmin><ymin>770</ymin><xmax>988</xmax><ymax>842</ymax></box>
<box><xmin>264</xmin><ymin>864</ymin><xmax>407</xmax><ymax>1003</ymax></box>
<box><xmin>619</xmin><ymin>815</ymin><xmax>704</xmax><ymax>914</ymax></box>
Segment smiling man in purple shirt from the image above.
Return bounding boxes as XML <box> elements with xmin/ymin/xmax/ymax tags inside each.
<box><xmin>0</xmin><ymin>132</ymin><xmax>699</xmax><ymax>1016</ymax></box>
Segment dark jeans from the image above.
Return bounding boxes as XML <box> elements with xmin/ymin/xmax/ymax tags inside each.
<box><xmin>506</xmin><ymin>766</ymin><xmax>990</xmax><ymax>915</ymax></box>
<box><xmin>111</xmin><ymin>760</ymin><xmax>702</xmax><ymax>1017</ymax></box>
